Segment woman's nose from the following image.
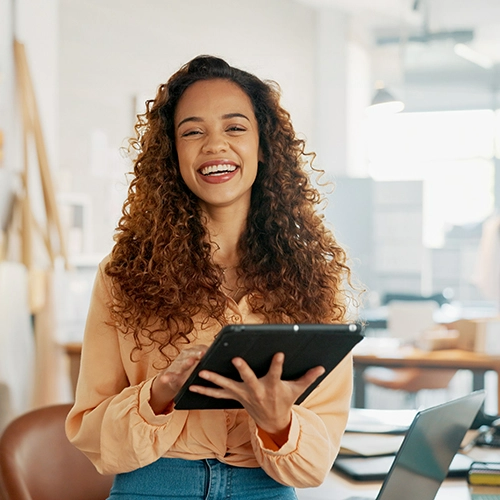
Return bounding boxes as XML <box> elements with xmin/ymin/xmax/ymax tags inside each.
<box><xmin>202</xmin><ymin>132</ymin><xmax>228</xmax><ymax>154</ymax></box>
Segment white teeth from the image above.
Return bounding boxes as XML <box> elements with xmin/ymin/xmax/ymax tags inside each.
<box><xmin>200</xmin><ymin>164</ymin><xmax>237</xmax><ymax>176</ymax></box>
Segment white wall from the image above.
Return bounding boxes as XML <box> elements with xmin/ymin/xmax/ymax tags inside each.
<box><xmin>0</xmin><ymin>0</ymin><xmax>14</xmax><ymax>174</ymax></box>
<box><xmin>313</xmin><ymin>8</ymin><xmax>348</xmax><ymax>176</ymax></box>
<box><xmin>0</xmin><ymin>0</ymin><xmax>16</xmax><ymax>230</ymax></box>
<box><xmin>58</xmin><ymin>0</ymin><xmax>318</xmax><ymax>256</ymax></box>
<box><xmin>0</xmin><ymin>0</ymin><xmax>59</xmax><ymax>234</ymax></box>
<box><xmin>15</xmin><ymin>0</ymin><xmax>59</xmax><ymax>171</ymax></box>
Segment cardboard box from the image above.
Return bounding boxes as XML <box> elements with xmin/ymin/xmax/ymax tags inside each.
<box><xmin>446</xmin><ymin>318</ymin><xmax>500</xmax><ymax>354</ymax></box>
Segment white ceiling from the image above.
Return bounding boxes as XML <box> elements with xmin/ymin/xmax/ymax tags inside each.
<box><xmin>299</xmin><ymin>0</ymin><xmax>500</xmax><ymax>56</ymax></box>
<box><xmin>298</xmin><ymin>0</ymin><xmax>500</xmax><ymax>83</ymax></box>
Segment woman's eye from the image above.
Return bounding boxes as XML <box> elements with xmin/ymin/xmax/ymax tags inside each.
<box><xmin>182</xmin><ymin>130</ymin><xmax>202</xmax><ymax>137</ymax></box>
<box><xmin>227</xmin><ymin>126</ymin><xmax>246</xmax><ymax>132</ymax></box>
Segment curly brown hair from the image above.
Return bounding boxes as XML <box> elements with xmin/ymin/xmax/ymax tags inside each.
<box><xmin>105</xmin><ymin>55</ymin><xmax>354</xmax><ymax>363</ymax></box>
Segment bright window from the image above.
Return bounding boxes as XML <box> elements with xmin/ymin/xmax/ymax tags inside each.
<box><xmin>366</xmin><ymin>110</ymin><xmax>496</xmax><ymax>248</ymax></box>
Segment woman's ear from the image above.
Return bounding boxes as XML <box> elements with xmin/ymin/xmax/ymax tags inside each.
<box><xmin>258</xmin><ymin>147</ymin><xmax>264</xmax><ymax>164</ymax></box>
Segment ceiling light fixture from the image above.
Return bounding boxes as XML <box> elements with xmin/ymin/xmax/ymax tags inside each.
<box><xmin>454</xmin><ymin>43</ymin><xmax>494</xmax><ymax>70</ymax></box>
<box><xmin>366</xmin><ymin>81</ymin><xmax>405</xmax><ymax>116</ymax></box>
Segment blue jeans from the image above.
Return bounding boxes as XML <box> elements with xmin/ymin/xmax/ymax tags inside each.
<box><xmin>108</xmin><ymin>457</ymin><xmax>298</xmax><ymax>500</ymax></box>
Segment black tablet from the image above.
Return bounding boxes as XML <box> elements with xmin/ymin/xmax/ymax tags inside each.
<box><xmin>173</xmin><ymin>323</ymin><xmax>364</xmax><ymax>410</ymax></box>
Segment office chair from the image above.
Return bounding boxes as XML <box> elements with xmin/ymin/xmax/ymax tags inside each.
<box><xmin>363</xmin><ymin>299</ymin><xmax>457</xmax><ymax>407</ymax></box>
<box><xmin>0</xmin><ymin>403</ymin><xmax>114</xmax><ymax>500</ymax></box>
<box><xmin>0</xmin><ymin>383</ymin><xmax>12</xmax><ymax>436</ymax></box>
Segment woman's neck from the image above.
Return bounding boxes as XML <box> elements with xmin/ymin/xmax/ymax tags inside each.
<box><xmin>202</xmin><ymin>204</ymin><xmax>248</xmax><ymax>268</ymax></box>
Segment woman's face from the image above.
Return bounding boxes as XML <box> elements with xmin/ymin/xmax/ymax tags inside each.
<box><xmin>174</xmin><ymin>79</ymin><xmax>261</xmax><ymax>214</ymax></box>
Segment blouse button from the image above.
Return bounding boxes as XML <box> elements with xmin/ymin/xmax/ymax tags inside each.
<box><xmin>231</xmin><ymin>315</ymin><xmax>241</xmax><ymax>323</ymax></box>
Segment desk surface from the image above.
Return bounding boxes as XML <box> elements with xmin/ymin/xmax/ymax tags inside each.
<box><xmin>297</xmin><ymin>471</ymin><xmax>471</xmax><ymax>500</ymax></box>
<box><xmin>354</xmin><ymin>345</ymin><xmax>500</xmax><ymax>370</ymax></box>
<box><xmin>297</xmin><ymin>445</ymin><xmax>500</xmax><ymax>500</ymax></box>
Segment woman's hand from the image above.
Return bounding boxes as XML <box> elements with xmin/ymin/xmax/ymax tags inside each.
<box><xmin>189</xmin><ymin>353</ymin><xmax>325</xmax><ymax>447</ymax></box>
<box><xmin>150</xmin><ymin>345</ymin><xmax>209</xmax><ymax>415</ymax></box>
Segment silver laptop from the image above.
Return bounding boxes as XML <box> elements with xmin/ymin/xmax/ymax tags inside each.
<box><xmin>339</xmin><ymin>390</ymin><xmax>486</xmax><ymax>500</ymax></box>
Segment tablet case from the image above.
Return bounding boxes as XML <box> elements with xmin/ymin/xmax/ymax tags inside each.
<box><xmin>174</xmin><ymin>323</ymin><xmax>363</xmax><ymax>410</ymax></box>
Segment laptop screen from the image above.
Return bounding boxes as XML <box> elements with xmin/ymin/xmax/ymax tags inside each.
<box><xmin>376</xmin><ymin>391</ymin><xmax>485</xmax><ymax>500</ymax></box>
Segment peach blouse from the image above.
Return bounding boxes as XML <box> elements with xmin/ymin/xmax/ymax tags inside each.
<box><xmin>65</xmin><ymin>258</ymin><xmax>353</xmax><ymax>488</ymax></box>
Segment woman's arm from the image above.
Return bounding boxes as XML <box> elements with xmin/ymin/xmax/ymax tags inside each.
<box><xmin>64</xmin><ymin>263</ymin><xmax>189</xmax><ymax>475</ymax></box>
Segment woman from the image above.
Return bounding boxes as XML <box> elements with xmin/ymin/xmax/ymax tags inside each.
<box><xmin>66</xmin><ymin>55</ymin><xmax>356</xmax><ymax>499</ymax></box>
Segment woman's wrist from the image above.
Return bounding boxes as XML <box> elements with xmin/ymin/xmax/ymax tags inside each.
<box><xmin>150</xmin><ymin>375</ymin><xmax>176</xmax><ymax>415</ymax></box>
<box><xmin>257</xmin><ymin>421</ymin><xmax>291</xmax><ymax>449</ymax></box>
<box><xmin>256</xmin><ymin>412</ymin><xmax>292</xmax><ymax>449</ymax></box>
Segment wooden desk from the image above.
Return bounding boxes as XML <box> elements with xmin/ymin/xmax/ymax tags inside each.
<box><xmin>354</xmin><ymin>347</ymin><xmax>500</xmax><ymax>411</ymax></box>
<box><xmin>64</xmin><ymin>342</ymin><xmax>83</xmax><ymax>395</ymax></box>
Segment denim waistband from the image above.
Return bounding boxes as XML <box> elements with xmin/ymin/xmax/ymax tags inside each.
<box><xmin>108</xmin><ymin>457</ymin><xmax>297</xmax><ymax>500</ymax></box>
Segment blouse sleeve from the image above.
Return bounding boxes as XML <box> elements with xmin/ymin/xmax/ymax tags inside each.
<box><xmin>65</xmin><ymin>263</ymin><xmax>188</xmax><ymax>475</ymax></box>
<box><xmin>248</xmin><ymin>353</ymin><xmax>353</xmax><ymax>487</ymax></box>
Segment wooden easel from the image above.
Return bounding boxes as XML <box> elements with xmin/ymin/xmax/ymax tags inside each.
<box><xmin>12</xmin><ymin>39</ymin><xmax>69</xmax><ymax>277</ymax></box>
<box><xmin>10</xmin><ymin>40</ymin><xmax>72</xmax><ymax>409</ymax></box>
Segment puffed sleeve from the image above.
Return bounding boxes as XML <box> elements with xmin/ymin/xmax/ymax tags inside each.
<box><xmin>65</xmin><ymin>262</ymin><xmax>189</xmax><ymax>475</ymax></box>
<box><xmin>248</xmin><ymin>353</ymin><xmax>353</xmax><ymax>487</ymax></box>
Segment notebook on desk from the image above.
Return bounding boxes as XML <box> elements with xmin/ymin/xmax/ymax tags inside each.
<box><xmin>335</xmin><ymin>453</ymin><xmax>474</xmax><ymax>481</ymax></box>
<box><xmin>334</xmin><ymin>390</ymin><xmax>485</xmax><ymax>500</ymax></box>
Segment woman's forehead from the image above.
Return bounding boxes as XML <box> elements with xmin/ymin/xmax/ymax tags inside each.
<box><xmin>174</xmin><ymin>79</ymin><xmax>256</xmax><ymax>125</ymax></box>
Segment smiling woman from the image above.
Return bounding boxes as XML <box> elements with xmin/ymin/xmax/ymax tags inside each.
<box><xmin>65</xmin><ymin>55</ymin><xmax>358</xmax><ymax>500</ymax></box>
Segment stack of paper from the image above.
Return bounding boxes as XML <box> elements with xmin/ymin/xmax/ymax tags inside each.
<box><xmin>340</xmin><ymin>433</ymin><xmax>405</xmax><ymax>457</ymax></box>
<box><xmin>339</xmin><ymin>409</ymin><xmax>417</xmax><ymax>457</ymax></box>
<box><xmin>346</xmin><ymin>408</ymin><xmax>416</xmax><ymax>434</ymax></box>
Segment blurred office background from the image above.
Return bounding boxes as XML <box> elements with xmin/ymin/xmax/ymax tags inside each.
<box><xmin>1</xmin><ymin>0</ymin><xmax>500</xmax><ymax>421</ymax></box>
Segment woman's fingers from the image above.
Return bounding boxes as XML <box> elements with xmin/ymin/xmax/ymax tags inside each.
<box><xmin>299</xmin><ymin>365</ymin><xmax>326</xmax><ymax>386</ymax></box>
<box><xmin>232</xmin><ymin>357</ymin><xmax>259</xmax><ymax>384</ymax></box>
<box><xmin>191</xmin><ymin>357</ymin><xmax>322</xmax><ymax>403</ymax></box>
<box><xmin>188</xmin><ymin>369</ymin><xmax>240</xmax><ymax>401</ymax></box>
<box><xmin>189</xmin><ymin>382</ymin><xmax>230</xmax><ymax>399</ymax></box>
<box><xmin>194</xmin><ymin>368</ymin><xmax>239</xmax><ymax>392</ymax></box>
<box><xmin>160</xmin><ymin>345</ymin><xmax>209</xmax><ymax>389</ymax></box>
<box><xmin>150</xmin><ymin>344</ymin><xmax>209</xmax><ymax>414</ymax></box>
<box><xmin>176</xmin><ymin>345</ymin><xmax>208</xmax><ymax>367</ymax></box>
<box><xmin>267</xmin><ymin>352</ymin><xmax>285</xmax><ymax>380</ymax></box>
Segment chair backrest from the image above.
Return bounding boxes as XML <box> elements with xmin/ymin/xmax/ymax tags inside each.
<box><xmin>0</xmin><ymin>383</ymin><xmax>13</xmax><ymax>436</ymax></box>
<box><xmin>0</xmin><ymin>403</ymin><xmax>114</xmax><ymax>500</ymax></box>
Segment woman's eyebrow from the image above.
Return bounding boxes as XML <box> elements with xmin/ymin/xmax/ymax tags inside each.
<box><xmin>177</xmin><ymin>112</ymin><xmax>251</xmax><ymax>129</ymax></box>
<box><xmin>177</xmin><ymin>116</ymin><xmax>203</xmax><ymax>128</ymax></box>
<box><xmin>222</xmin><ymin>112</ymin><xmax>250</xmax><ymax>122</ymax></box>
